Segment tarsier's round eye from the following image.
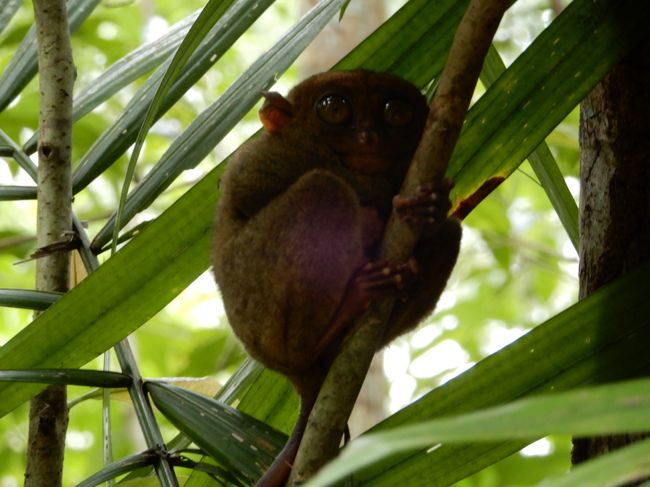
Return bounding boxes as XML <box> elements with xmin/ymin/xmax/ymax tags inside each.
<box><xmin>315</xmin><ymin>94</ymin><xmax>352</xmax><ymax>125</ymax></box>
<box><xmin>383</xmin><ymin>99</ymin><xmax>413</xmax><ymax>127</ymax></box>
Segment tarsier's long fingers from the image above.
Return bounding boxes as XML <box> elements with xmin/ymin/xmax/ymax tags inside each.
<box><xmin>393</xmin><ymin>178</ymin><xmax>454</xmax><ymax>226</ymax></box>
<box><xmin>314</xmin><ymin>257</ymin><xmax>420</xmax><ymax>358</ymax></box>
<box><xmin>353</xmin><ymin>259</ymin><xmax>419</xmax><ymax>292</ymax></box>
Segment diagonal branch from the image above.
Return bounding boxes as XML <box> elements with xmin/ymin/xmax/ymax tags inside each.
<box><xmin>289</xmin><ymin>0</ymin><xmax>512</xmax><ymax>483</ymax></box>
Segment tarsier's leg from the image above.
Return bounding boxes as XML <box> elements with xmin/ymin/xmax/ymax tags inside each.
<box><xmin>268</xmin><ymin>169</ymin><xmax>418</xmax><ymax>369</ymax></box>
<box><xmin>216</xmin><ymin>169</ymin><xmax>366</xmax><ymax>373</ymax></box>
<box><xmin>313</xmin><ymin>258</ymin><xmax>419</xmax><ymax>358</ymax></box>
<box><xmin>383</xmin><ymin>179</ymin><xmax>462</xmax><ymax>343</ymax></box>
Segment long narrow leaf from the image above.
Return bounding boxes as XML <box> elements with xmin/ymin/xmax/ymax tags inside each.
<box><xmin>334</xmin><ymin>0</ymin><xmax>470</xmax><ymax>85</ymax></box>
<box><xmin>0</xmin><ymin>128</ymin><xmax>37</xmax><ymax>180</ymax></box>
<box><xmin>540</xmin><ymin>437</ymin><xmax>650</xmax><ymax>487</ymax></box>
<box><xmin>308</xmin><ymin>379</ymin><xmax>650</xmax><ymax>486</ymax></box>
<box><xmin>0</xmin><ymin>0</ymin><xmax>21</xmax><ymax>36</ymax></box>
<box><xmin>215</xmin><ymin>360</ymin><xmax>298</xmax><ymax>434</ymax></box>
<box><xmin>0</xmin><ymin>185</ymin><xmax>37</xmax><ymax>200</ymax></box>
<box><xmin>22</xmin><ymin>10</ymin><xmax>201</xmax><ymax>154</ymax></box>
<box><xmin>481</xmin><ymin>45</ymin><xmax>579</xmax><ymax>250</ymax></box>
<box><xmin>0</xmin><ymin>0</ymin><xmax>101</xmax><ymax>112</ymax></box>
<box><xmin>75</xmin><ymin>451</ymin><xmax>158</xmax><ymax>487</ymax></box>
<box><xmin>123</xmin><ymin>360</ymin><xmax>296</xmax><ymax>484</ymax></box>
<box><xmin>74</xmin><ymin>11</ymin><xmax>200</xmax><ymax>122</ymax></box>
<box><xmin>111</xmin><ymin>0</ymin><xmax>239</xmax><ymax>253</ymax></box>
<box><xmin>0</xmin><ymin>165</ymin><xmax>223</xmax><ymax>417</ymax></box>
<box><xmin>351</xmin><ymin>261</ymin><xmax>650</xmax><ymax>486</ymax></box>
<box><xmin>71</xmin><ymin>0</ymin><xmax>273</xmax><ymax>194</ymax></box>
<box><xmin>148</xmin><ymin>382</ymin><xmax>286</xmax><ymax>485</ymax></box>
<box><xmin>0</xmin><ymin>369</ymin><xmax>130</xmax><ymax>388</ymax></box>
<box><xmin>93</xmin><ymin>0</ymin><xmax>348</xmax><ymax>249</ymax></box>
<box><xmin>0</xmin><ymin>288</ymin><xmax>62</xmax><ymax>310</ymax></box>
<box><xmin>449</xmin><ymin>0</ymin><xmax>648</xmax><ymax>217</ymax></box>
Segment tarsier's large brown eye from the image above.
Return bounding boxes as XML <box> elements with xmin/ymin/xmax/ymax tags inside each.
<box><xmin>383</xmin><ymin>99</ymin><xmax>413</xmax><ymax>127</ymax></box>
<box><xmin>316</xmin><ymin>94</ymin><xmax>353</xmax><ymax>125</ymax></box>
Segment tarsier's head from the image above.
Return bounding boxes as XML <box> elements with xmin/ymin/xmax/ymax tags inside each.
<box><xmin>259</xmin><ymin>70</ymin><xmax>429</xmax><ymax>175</ymax></box>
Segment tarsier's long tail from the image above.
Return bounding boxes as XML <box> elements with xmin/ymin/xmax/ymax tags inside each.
<box><xmin>255</xmin><ymin>399</ymin><xmax>313</xmax><ymax>487</ymax></box>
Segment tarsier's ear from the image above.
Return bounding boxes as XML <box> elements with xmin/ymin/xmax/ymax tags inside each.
<box><xmin>259</xmin><ymin>91</ymin><xmax>294</xmax><ymax>134</ymax></box>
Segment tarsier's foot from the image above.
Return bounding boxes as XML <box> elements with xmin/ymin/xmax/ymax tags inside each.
<box><xmin>346</xmin><ymin>259</ymin><xmax>419</xmax><ymax>313</ymax></box>
<box><xmin>393</xmin><ymin>177</ymin><xmax>453</xmax><ymax>228</ymax></box>
<box><xmin>313</xmin><ymin>259</ymin><xmax>419</xmax><ymax>357</ymax></box>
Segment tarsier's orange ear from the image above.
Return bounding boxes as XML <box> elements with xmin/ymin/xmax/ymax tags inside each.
<box><xmin>259</xmin><ymin>91</ymin><xmax>294</xmax><ymax>134</ymax></box>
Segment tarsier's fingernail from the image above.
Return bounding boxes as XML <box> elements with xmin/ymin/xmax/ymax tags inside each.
<box><xmin>382</xmin><ymin>267</ymin><xmax>392</xmax><ymax>276</ymax></box>
<box><xmin>430</xmin><ymin>193</ymin><xmax>438</xmax><ymax>201</ymax></box>
<box><xmin>408</xmin><ymin>257</ymin><xmax>419</xmax><ymax>274</ymax></box>
<box><xmin>428</xmin><ymin>217</ymin><xmax>436</xmax><ymax>224</ymax></box>
<box><xmin>394</xmin><ymin>275</ymin><xmax>404</xmax><ymax>290</ymax></box>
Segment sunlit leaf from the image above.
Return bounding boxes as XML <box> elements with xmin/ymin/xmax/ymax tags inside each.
<box><xmin>93</xmin><ymin>0</ymin><xmax>349</xmax><ymax>250</ymax></box>
<box><xmin>21</xmin><ymin>10</ymin><xmax>202</xmax><ymax>154</ymax></box>
<box><xmin>0</xmin><ymin>0</ymin><xmax>21</xmax><ymax>36</ymax></box>
<box><xmin>348</xmin><ymin>261</ymin><xmax>650</xmax><ymax>485</ymax></box>
<box><xmin>71</xmin><ymin>0</ymin><xmax>272</xmax><ymax>194</ymax></box>
<box><xmin>540</xmin><ymin>438</ymin><xmax>650</xmax><ymax>487</ymax></box>
<box><xmin>308</xmin><ymin>378</ymin><xmax>650</xmax><ymax>486</ymax></box>
<box><xmin>0</xmin><ymin>0</ymin><xmax>101</xmax><ymax>112</ymax></box>
<box><xmin>481</xmin><ymin>45</ymin><xmax>579</xmax><ymax>251</ymax></box>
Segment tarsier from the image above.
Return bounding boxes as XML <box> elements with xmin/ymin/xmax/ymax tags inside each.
<box><xmin>213</xmin><ymin>70</ymin><xmax>461</xmax><ymax>487</ymax></box>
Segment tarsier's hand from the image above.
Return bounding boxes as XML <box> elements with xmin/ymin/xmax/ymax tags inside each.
<box><xmin>393</xmin><ymin>177</ymin><xmax>454</xmax><ymax>231</ymax></box>
<box><xmin>347</xmin><ymin>259</ymin><xmax>419</xmax><ymax>311</ymax></box>
<box><xmin>314</xmin><ymin>258</ymin><xmax>419</xmax><ymax>357</ymax></box>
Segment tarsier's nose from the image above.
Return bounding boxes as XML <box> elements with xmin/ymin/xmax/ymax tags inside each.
<box><xmin>357</xmin><ymin>129</ymin><xmax>380</xmax><ymax>147</ymax></box>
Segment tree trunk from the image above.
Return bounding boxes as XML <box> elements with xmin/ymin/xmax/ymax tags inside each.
<box><xmin>25</xmin><ymin>1</ymin><xmax>75</xmax><ymax>485</ymax></box>
<box><xmin>572</xmin><ymin>35</ymin><xmax>650</xmax><ymax>480</ymax></box>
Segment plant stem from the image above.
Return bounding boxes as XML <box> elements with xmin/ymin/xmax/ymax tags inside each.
<box><xmin>25</xmin><ymin>0</ymin><xmax>75</xmax><ymax>485</ymax></box>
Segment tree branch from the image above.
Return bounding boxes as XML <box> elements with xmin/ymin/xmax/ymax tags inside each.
<box><xmin>25</xmin><ymin>1</ymin><xmax>75</xmax><ymax>486</ymax></box>
<box><xmin>289</xmin><ymin>0</ymin><xmax>511</xmax><ymax>483</ymax></box>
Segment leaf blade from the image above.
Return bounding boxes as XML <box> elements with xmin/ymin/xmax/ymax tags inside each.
<box><xmin>308</xmin><ymin>379</ymin><xmax>650</xmax><ymax>487</ymax></box>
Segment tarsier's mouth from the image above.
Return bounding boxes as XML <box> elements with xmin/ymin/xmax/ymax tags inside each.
<box><xmin>344</xmin><ymin>154</ymin><xmax>393</xmax><ymax>174</ymax></box>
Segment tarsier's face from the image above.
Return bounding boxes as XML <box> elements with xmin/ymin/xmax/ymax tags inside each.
<box><xmin>289</xmin><ymin>71</ymin><xmax>429</xmax><ymax>175</ymax></box>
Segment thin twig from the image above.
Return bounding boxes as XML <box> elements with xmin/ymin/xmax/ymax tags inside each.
<box><xmin>289</xmin><ymin>0</ymin><xmax>511</xmax><ymax>483</ymax></box>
